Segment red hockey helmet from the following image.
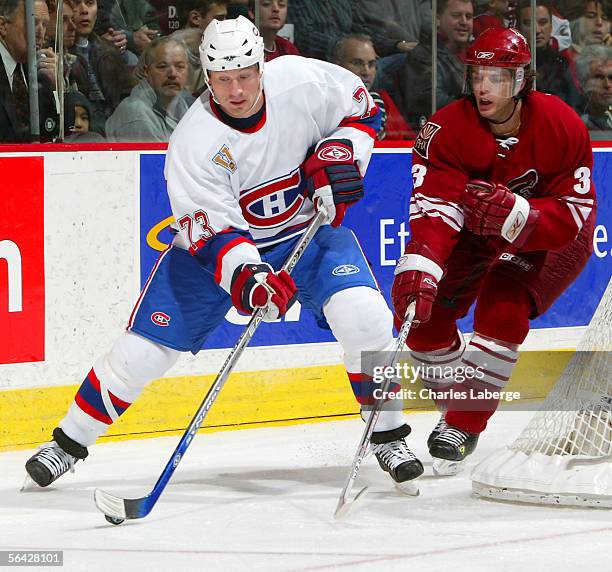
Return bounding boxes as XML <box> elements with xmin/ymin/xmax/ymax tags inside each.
<box><xmin>464</xmin><ymin>28</ymin><xmax>531</xmax><ymax>98</ymax></box>
<box><xmin>466</xmin><ymin>28</ymin><xmax>531</xmax><ymax>68</ymax></box>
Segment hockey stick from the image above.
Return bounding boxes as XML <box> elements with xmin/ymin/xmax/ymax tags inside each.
<box><xmin>333</xmin><ymin>303</ymin><xmax>417</xmax><ymax>519</ymax></box>
<box><xmin>94</xmin><ymin>209</ymin><xmax>327</xmax><ymax>525</ymax></box>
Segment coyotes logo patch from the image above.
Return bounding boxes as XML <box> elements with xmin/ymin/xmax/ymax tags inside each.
<box><xmin>507</xmin><ymin>169</ymin><xmax>539</xmax><ymax>199</ymax></box>
<box><xmin>414</xmin><ymin>122</ymin><xmax>441</xmax><ymax>159</ymax></box>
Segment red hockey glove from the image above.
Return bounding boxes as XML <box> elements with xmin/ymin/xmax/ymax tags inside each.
<box><xmin>303</xmin><ymin>138</ymin><xmax>364</xmax><ymax>227</ymax></box>
<box><xmin>391</xmin><ymin>242</ymin><xmax>444</xmax><ymax>329</ymax></box>
<box><xmin>464</xmin><ymin>180</ymin><xmax>539</xmax><ymax>248</ymax></box>
<box><xmin>231</xmin><ymin>263</ymin><xmax>297</xmax><ymax>321</ymax></box>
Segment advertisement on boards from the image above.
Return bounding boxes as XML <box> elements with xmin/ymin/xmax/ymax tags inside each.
<box><xmin>0</xmin><ymin>157</ymin><xmax>45</xmax><ymax>364</ymax></box>
<box><xmin>139</xmin><ymin>150</ymin><xmax>612</xmax><ymax>350</ymax></box>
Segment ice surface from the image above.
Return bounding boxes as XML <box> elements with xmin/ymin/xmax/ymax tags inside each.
<box><xmin>2</xmin><ymin>411</ymin><xmax>612</xmax><ymax>571</ymax></box>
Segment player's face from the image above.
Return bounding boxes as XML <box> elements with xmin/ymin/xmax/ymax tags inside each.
<box><xmin>471</xmin><ymin>66</ymin><xmax>520</xmax><ymax>120</ymax></box>
<box><xmin>209</xmin><ymin>65</ymin><xmax>263</xmax><ymax>118</ymax></box>
<box><xmin>338</xmin><ymin>39</ymin><xmax>377</xmax><ymax>89</ymax></box>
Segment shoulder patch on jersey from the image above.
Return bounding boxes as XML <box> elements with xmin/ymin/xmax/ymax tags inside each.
<box><xmin>212</xmin><ymin>144</ymin><xmax>237</xmax><ymax>174</ymax></box>
<box><xmin>414</xmin><ymin>122</ymin><xmax>441</xmax><ymax>160</ymax></box>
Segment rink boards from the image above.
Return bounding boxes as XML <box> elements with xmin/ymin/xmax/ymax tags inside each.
<box><xmin>0</xmin><ymin>143</ymin><xmax>610</xmax><ymax>450</ymax></box>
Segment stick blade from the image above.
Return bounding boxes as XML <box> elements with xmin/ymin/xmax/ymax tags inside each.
<box><xmin>94</xmin><ymin>488</ymin><xmax>128</xmax><ymax>520</ymax></box>
<box><xmin>333</xmin><ymin>486</ymin><xmax>368</xmax><ymax>520</ymax></box>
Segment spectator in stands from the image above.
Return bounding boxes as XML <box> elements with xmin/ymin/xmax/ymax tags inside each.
<box><xmin>353</xmin><ymin>0</ymin><xmax>431</xmax><ymax>57</ymax></box>
<box><xmin>0</xmin><ymin>0</ymin><xmax>59</xmax><ymax>141</ymax></box>
<box><xmin>333</xmin><ymin>34</ymin><xmax>415</xmax><ymax>140</ymax></box>
<box><xmin>64</xmin><ymin>89</ymin><xmax>104</xmax><ymax>140</ymax></box>
<box><xmin>105</xmin><ymin>37</ymin><xmax>192</xmax><ymax>141</ymax></box>
<box><xmin>576</xmin><ymin>43</ymin><xmax>612</xmax><ymax>131</ymax></box>
<box><xmin>177</xmin><ymin>0</ymin><xmax>228</xmax><ymax>30</ymax></box>
<box><xmin>287</xmin><ymin>0</ymin><xmax>354</xmax><ymax>61</ymax></box>
<box><xmin>170</xmin><ymin>27</ymin><xmax>206</xmax><ymax>95</ymax></box>
<box><xmin>562</xmin><ymin>1</ymin><xmax>610</xmax><ymax>88</ymax></box>
<box><xmin>46</xmin><ymin>0</ymin><xmax>83</xmax><ymax>91</ymax></box>
<box><xmin>398</xmin><ymin>0</ymin><xmax>474</xmax><ymax>130</ymax></box>
<box><xmin>567</xmin><ymin>0</ymin><xmax>611</xmax><ymax>53</ymax></box>
<box><xmin>71</xmin><ymin>0</ymin><xmax>132</xmax><ymax>134</ymax></box>
<box><xmin>353</xmin><ymin>0</ymin><xmax>432</xmax><ymax>98</ymax></box>
<box><xmin>518</xmin><ymin>0</ymin><xmax>581</xmax><ymax>106</ymax></box>
<box><xmin>252</xmin><ymin>0</ymin><xmax>300</xmax><ymax>61</ymax></box>
<box><xmin>472</xmin><ymin>0</ymin><xmax>509</xmax><ymax>37</ymax></box>
<box><xmin>228</xmin><ymin>0</ymin><xmax>249</xmax><ymax>19</ymax></box>
<box><xmin>98</xmin><ymin>0</ymin><xmax>161</xmax><ymax>57</ymax></box>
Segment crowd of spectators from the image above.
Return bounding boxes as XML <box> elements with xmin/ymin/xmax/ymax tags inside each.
<box><xmin>0</xmin><ymin>0</ymin><xmax>610</xmax><ymax>143</ymax></box>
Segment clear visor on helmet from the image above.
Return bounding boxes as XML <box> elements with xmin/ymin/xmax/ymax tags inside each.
<box><xmin>464</xmin><ymin>65</ymin><xmax>525</xmax><ymax>98</ymax></box>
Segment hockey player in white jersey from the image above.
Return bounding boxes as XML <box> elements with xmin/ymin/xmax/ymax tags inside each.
<box><xmin>25</xmin><ymin>17</ymin><xmax>423</xmax><ymax>490</ymax></box>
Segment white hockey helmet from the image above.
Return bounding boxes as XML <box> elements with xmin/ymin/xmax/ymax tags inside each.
<box><xmin>199</xmin><ymin>15</ymin><xmax>264</xmax><ymax>81</ymax></box>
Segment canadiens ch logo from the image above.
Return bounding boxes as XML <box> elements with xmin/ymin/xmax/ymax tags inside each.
<box><xmin>239</xmin><ymin>168</ymin><xmax>305</xmax><ymax>229</ymax></box>
<box><xmin>507</xmin><ymin>169</ymin><xmax>539</xmax><ymax>199</ymax></box>
<box><xmin>332</xmin><ymin>264</ymin><xmax>360</xmax><ymax>276</ymax></box>
<box><xmin>414</xmin><ymin>122</ymin><xmax>441</xmax><ymax>159</ymax></box>
<box><xmin>151</xmin><ymin>311</ymin><xmax>171</xmax><ymax>326</ymax></box>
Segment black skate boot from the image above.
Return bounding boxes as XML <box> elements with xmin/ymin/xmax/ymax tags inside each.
<box><xmin>25</xmin><ymin>428</ymin><xmax>88</xmax><ymax>487</ymax></box>
<box><xmin>371</xmin><ymin>424</ymin><xmax>424</xmax><ymax>483</ymax></box>
<box><xmin>427</xmin><ymin>414</ymin><xmax>448</xmax><ymax>449</ymax></box>
<box><xmin>428</xmin><ymin>425</ymin><xmax>479</xmax><ymax>462</ymax></box>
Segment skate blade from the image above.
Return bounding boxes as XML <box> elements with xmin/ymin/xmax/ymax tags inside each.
<box><xmin>20</xmin><ymin>474</ymin><xmax>38</xmax><ymax>492</ymax></box>
<box><xmin>394</xmin><ymin>481</ymin><xmax>420</xmax><ymax>496</ymax></box>
<box><xmin>432</xmin><ymin>458</ymin><xmax>466</xmax><ymax>476</ymax></box>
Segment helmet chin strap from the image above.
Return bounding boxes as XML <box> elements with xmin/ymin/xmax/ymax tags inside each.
<box><xmin>243</xmin><ymin>71</ymin><xmax>264</xmax><ymax>116</ymax></box>
<box><xmin>487</xmin><ymin>97</ymin><xmax>519</xmax><ymax>126</ymax></box>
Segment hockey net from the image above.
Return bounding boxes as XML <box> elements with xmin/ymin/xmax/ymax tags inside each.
<box><xmin>472</xmin><ymin>277</ymin><xmax>612</xmax><ymax>507</ymax></box>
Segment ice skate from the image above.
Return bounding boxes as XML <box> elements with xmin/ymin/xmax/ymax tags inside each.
<box><xmin>371</xmin><ymin>424</ymin><xmax>424</xmax><ymax>484</ymax></box>
<box><xmin>429</xmin><ymin>425</ymin><xmax>478</xmax><ymax>475</ymax></box>
<box><xmin>427</xmin><ymin>414</ymin><xmax>448</xmax><ymax>449</ymax></box>
<box><xmin>24</xmin><ymin>428</ymin><xmax>88</xmax><ymax>488</ymax></box>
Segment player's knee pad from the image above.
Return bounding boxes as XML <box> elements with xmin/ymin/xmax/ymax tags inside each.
<box><xmin>410</xmin><ymin>328</ymin><xmax>465</xmax><ymax>392</ymax></box>
<box><xmin>101</xmin><ymin>331</ymin><xmax>181</xmax><ymax>400</ymax></box>
<box><xmin>324</xmin><ymin>286</ymin><xmax>394</xmax><ymax>372</ymax></box>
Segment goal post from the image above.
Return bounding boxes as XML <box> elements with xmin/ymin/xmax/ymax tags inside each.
<box><xmin>471</xmin><ymin>277</ymin><xmax>612</xmax><ymax>507</ymax></box>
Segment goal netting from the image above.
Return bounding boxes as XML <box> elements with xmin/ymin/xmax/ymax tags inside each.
<box><xmin>471</xmin><ymin>277</ymin><xmax>612</xmax><ymax>507</ymax></box>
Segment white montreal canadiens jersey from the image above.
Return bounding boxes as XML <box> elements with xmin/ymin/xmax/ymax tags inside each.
<box><xmin>164</xmin><ymin>55</ymin><xmax>380</xmax><ymax>294</ymax></box>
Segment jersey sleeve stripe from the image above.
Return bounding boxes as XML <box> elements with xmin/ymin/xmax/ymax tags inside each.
<box><xmin>339</xmin><ymin>105</ymin><xmax>382</xmax><ymax>140</ymax></box>
<box><xmin>410</xmin><ymin>211</ymin><xmax>463</xmax><ymax>233</ymax></box>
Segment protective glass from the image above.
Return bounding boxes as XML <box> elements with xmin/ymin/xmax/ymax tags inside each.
<box><xmin>464</xmin><ymin>65</ymin><xmax>525</xmax><ymax>98</ymax></box>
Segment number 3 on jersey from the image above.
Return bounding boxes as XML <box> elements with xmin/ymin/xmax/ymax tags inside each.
<box><xmin>412</xmin><ymin>164</ymin><xmax>427</xmax><ymax>188</ymax></box>
<box><xmin>178</xmin><ymin>210</ymin><xmax>215</xmax><ymax>254</ymax></box>
<box><xmin>573</xmin><ymin>167</ymin><xmax>591</xmax><ymax>194</ymax></box>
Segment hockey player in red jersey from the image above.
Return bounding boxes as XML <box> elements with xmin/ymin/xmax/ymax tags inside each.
<box><xmin>391</xmin><ymin>27</ymin><xmax>596</xmax><ymax>469</ymax></box>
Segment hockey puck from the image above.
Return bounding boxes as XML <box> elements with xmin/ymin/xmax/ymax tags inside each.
<box><xmin>105</xmin><ymin>515</ymin><xmax>125</xmax><ymax>526</ymax></box>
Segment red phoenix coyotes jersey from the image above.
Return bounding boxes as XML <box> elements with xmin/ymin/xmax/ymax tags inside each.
<box><xmin>410</xmin><ymin>91</ymin><xmax>596</xmax><ymax>265</ymax></box>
